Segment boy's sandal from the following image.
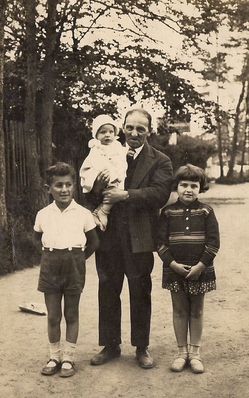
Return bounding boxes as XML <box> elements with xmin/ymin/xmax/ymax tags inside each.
<box><xmin>41</xmin><ymin>359</ymin><xmax>61</xmax><ymax>376</ymax></box>
<box><xmin>59</xmin><ymin>360</ymin><xmax>75</xmax><ymax>378</ymax></box>
<box><xmin>189</xmin><ymin>355</ymin><xmax>204</xmax><ymax>374</ymax></box>
<box><xmin>170</xmin><ymin>356</ymin><xmax>188</xmax><ymax>372</ymax></box>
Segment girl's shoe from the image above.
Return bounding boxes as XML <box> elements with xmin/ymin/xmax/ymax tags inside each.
<box><xmin>59</xmin><ymin>360</ymin><xmax>75</xmax><ymax>377</ymax></box>
<box><xmin>41</xmin><ymin>359</ymin><xmax>61</xmax><ymax>376</ymax></box>
<box><xmin>189</xmin><ymin>354</ymin><xmax>204</xmax><ymax>374</ymax></box>
<box><xmin>170</xmin><ymin>355</ymin><xmax>188</xmax><ymax>372</ymax></box>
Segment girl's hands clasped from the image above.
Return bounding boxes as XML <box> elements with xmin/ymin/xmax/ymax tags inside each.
<box><xmin>169</xmin><ymin>261</ymin><xmax>191</xmax><ymax>277</ymax></box>
<box><xmin>185</xmin><ymin>262</ymin><xmax>205</xmax><ymax>280</ymax></box>
<box><xmin>169</xmin><ymin>261</ymin><xmax>205</xmax><ymax>280</ymax></box>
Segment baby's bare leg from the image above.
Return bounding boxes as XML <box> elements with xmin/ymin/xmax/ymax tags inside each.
<box><xmin>93</xmin><ymin>183</ymin><xmax>118</xmax><ymax>231</ymax></box>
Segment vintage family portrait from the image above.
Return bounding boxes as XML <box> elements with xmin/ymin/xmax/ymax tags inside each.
<box><xmin>0</xmin><ymin>1</ymin><xmax>248</xmax><ymax>397</ymax></box>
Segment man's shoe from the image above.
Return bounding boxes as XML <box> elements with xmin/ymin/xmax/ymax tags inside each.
<box><xmin>90</xmin><ymin>346</ymin><xmax>121</xmax><ymax>366</ymax></box>
<box><xmin>136</xmin><ymin>347</ymin><xmax>154</xmax><ymax>369</ymax></box>
<box><xmin>41</xmin><ymin>359</ymin><xmax>61</xmax><ymax>376</ymax></box>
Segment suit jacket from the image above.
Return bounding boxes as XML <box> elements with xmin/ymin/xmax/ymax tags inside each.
<box><xmin>84</xmin><ymin>141</ymin><xmax>173</xmax><ymax>253</ymax></box>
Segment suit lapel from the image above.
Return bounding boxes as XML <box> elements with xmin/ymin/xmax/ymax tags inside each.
<box><xmin>129</xmin><ymin>142</ymin><xmax>155</xmax><ymax>188</ymax></box>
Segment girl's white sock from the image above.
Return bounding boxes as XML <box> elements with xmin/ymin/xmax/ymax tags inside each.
<box><xmin>62</xmin><ymin>341</ymin><xmax>76</xmax><ymax>369</ymax></box>
<box><xmin>178</xmin><ymin>345</ymin><xmax>188</xmax><ymax>357</ymax></box>
<box><xmin>48</xmin><ymin>341</ymin><xmax>61</xmax><ymax>366</ymax></box>
<box><xmin>189</xmin><ymin>344</ymin><xmax>200</xmax><ymax>355</ymax></box>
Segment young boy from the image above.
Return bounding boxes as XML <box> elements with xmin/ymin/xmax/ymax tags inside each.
<box><xmin>79</xmin><ymin>114</ymin><xmax>127</xmax><ymax>231</ymax></box>
<box><xmin>34</xmin><ymin>162</ymin><xmax>99</xmax><ymax>377</ymax></box>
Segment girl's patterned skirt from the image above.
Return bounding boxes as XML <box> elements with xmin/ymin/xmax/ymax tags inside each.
<box><xmin>162</xmin><ymin>263</ymin><xmax>216</xmax><ymax>295</ymax></box>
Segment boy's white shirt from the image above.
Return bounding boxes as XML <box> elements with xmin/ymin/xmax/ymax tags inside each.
<box><xmin>34</xmin><ymin>199</ymin><xmax>96</xmax><ymax>249</ymax></box>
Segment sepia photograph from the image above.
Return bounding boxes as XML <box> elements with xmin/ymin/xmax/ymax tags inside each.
<box><xmin>0</xmin><ymin>1</ymin><xmax>248</xmax><ymax>397</ymax></box>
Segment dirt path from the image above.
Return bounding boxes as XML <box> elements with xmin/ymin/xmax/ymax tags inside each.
<box><xmin>0</xmin><ymin>183</ymin><xmax>249</xmax><ymax>398</ymax></box>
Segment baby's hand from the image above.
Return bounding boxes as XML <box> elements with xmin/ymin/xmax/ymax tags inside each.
<box><xmin>170</xmin><ymin>261</ymin><xmax>191</xmax><ymax>277</ymax></box>
<box><xmin>97</xmin><ymin>169</ymin><xmax>110</xmax><ymax>184</ymax></box>
<box><xmin>92</xmin><ymin>170</ymin><xmax>110</xmax><ymax>194</ymax></box>
<box><xmin>185</xmin><ymin>263</ymin><xmax>205</xmax><ymax>280</ymax></box>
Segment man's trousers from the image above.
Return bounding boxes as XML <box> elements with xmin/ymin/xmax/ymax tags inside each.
<box><xmin>95</xmin><ymin>236</ymin><xmax>154</xmax><ymax>348</ymax></box>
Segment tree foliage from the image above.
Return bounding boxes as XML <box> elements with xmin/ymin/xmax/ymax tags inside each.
<box><xmin>2</xmin><ymin>0</ymin><xmax>221</xmax><ymax>203</ymax></box>
<box><xmin>3</xmin><ymin>0</ymin><xmax>249</xmax><ymax>271</ymax></box>
<box><xmin>3</xmin><ymin>0</ymin><xmax>248</xmax><ymax>188</ymax></box>
<box><xmin>4</xmin><ymin>0</ymin><xmax>216</xmax><ymax>127</ymax></box>
<box><xmin>149</xmin><ymin>132</ymin><xmax>216</xmax><ymax>171</ymax></box>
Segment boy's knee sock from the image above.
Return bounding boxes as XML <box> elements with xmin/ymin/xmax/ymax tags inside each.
<box><xmin>48</xmin><ymin>341</ymin><xmax>61</xmax><ymax>365</ymax></box>
<box><xmin>62</xmin><ymin>341</ymin><xmax>76</xmax><ymax>368</ymax></box>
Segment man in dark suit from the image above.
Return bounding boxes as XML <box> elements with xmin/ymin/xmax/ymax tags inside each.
<box><xmin>88</xmin><ymin>108</ymin><xmax>173</xmax><ymax>368</ymax></box>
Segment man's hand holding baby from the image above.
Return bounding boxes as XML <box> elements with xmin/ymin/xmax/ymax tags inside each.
<box><xmin>103</xmin><ymin>187</ymin><xmax>129</xmax><ymax>204</ymax></box>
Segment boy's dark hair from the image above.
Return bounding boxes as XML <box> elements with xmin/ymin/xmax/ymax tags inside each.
<box><xmin>46</xmin><ymin>162</ymin><xmax>76</xmax><ymax>185</ymax></box>
<box><xmin>171</xmin><ymin>163</ymin><xmax>209</xmax><ymax>193</ymax></box>
<box><xmin>123</xmin><ymin>108</ymin><xmax>152</xmax><ymax>131</ymax></box>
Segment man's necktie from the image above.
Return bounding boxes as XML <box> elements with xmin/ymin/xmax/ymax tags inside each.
<box><xmin>125</xmin><ymin>147</ymin><xmax>136</xmax><ymax>189</ymax></box>
<box><xmin>126</xmin><ymin>147</ymin><xmax>136</xmax><ymax>165</ymax></box>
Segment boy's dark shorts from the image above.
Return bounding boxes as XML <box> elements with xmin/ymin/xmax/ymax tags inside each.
<box><xmin>38</xmin><ymin>248</ymin><xmax>86</xmax><ymax>295</ymax></box>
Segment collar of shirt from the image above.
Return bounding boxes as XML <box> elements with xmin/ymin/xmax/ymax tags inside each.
<box><xmin>51</xmin><ymin>199</ymin><xmax>77</xmax><ymax>213</ymax></box>
<box><xmin>176</xmin><ymin>198</ymin><xmax>200</xmax><ymax>209</ymax></box>
<box><xmin>126</xmin><ymin>144</ymin><xmax>144</xmax><ymax>159</ymax></box>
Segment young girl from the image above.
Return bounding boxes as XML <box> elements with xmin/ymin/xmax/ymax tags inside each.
<box><xmin>79</xmin><ymin>114</ymin><xmax>127</xmax><ymax>231</ymax></box>
<box><xmin>34</xmin><ymin>162</ymin><xmax>99</xmax><ymax>377</ymax></box>
<box><xmin>157</xmin><ymin>164</ymin><xmax>220</xmax><ymax>374</ymax></box>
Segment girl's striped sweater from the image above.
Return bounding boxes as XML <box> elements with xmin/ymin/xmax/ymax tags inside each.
<box><xmin>157</xmin><ymin>199</ymin><xmax>220</xmax><ymax>271</ymax></box>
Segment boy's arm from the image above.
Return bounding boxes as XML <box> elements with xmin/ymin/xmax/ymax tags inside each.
<box><xmin>84</xmin><ymin>228</ymin><xmax>99</xmax><ymax>259</ymax></box>
<box><xmin>33</xmin><ymin>211</ymin><xmax>43</xmax><ymax>246</ymax></box>
<box><xmin>33</xmin><ymin>231</ymin><xmax>42</xmax><ymax>250</ymax></box>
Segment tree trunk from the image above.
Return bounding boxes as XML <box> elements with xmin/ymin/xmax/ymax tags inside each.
<box><xmin>24</xmin><ymin>0</ymin><xmax>47</xmax><ymax>214</ymax></box>
<box><xmin>227</xmin><ymin>80</ymin><xmax>246</xmax><ymax>178</ymax></box>
<box><xmin>239</xmin><ymin>127</ymin><xmax>247</xmax><ymax>179</ymax></box>
<box><xmin>0</xmin><ymin>0</ymin><xmax>14</xmax><ymax>274</ymax></box>
<box><xmin>40</xmin><ymin>0</ymin><xmax>58</xmax><ymax>177</ymax></box>
<box><xmin>216</xmin><ymin>105</ymin><xmax>224</xmax><ymax>178</ymax></box>
<box><xmin>0</xmin><ymin>0</ymin><xmax>7</xmax><ymax>228</ymax></box>
<box><xmin>240</xmin><ymin>81</ymin><xmax>249</xmax><ymax>179</ymax></box>
<box><xmin>214</xmin><ymin>39</ymin><xmax>224</xmax><ymax>179</ymax></box>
